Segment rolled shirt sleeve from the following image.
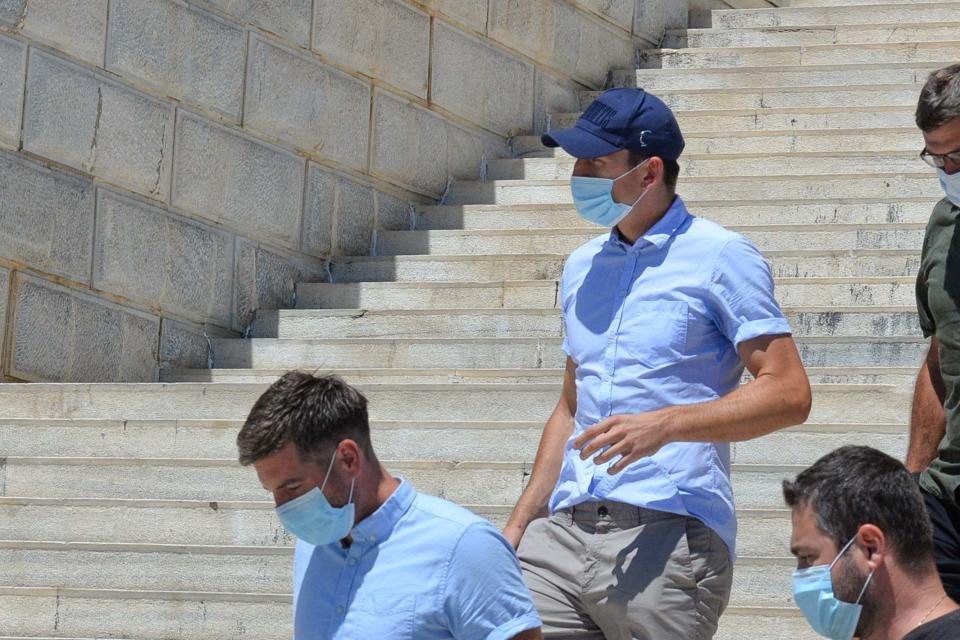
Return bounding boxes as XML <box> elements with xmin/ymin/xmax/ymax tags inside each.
<box><xmin>707</xmin><ymin>235</ymin><xmax>792</xmax><ymax>348</ymax></box>
<box><xmin>442</xmin><ymin>522</ymin><xmax>541</xmax><ymax>640</ymax></box>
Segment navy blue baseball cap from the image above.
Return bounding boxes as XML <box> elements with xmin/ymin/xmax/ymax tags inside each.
<box><xmin>542</xmin><ymin>87</ymin><xmax>685</xmax><ymax>161</ymax></box>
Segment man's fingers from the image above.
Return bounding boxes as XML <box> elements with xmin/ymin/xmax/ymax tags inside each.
<box><xmin>579</xmin><ymin>428</ymin><xmax>625</xmax><ymax>460</ymax></box>
<box><xmin>593</xmin><ymin>440</ymin><xmax>628</xmax><ymax>466</ymax></box>
<box><xmin>573</xmin><ymin>417</ymin><xmax>617</xmax><ymax>450</ymax></box>
<box><xmin>609</xmin><ymin>451</ymin><xmax>641</xmax><ymax>475</ymax></box>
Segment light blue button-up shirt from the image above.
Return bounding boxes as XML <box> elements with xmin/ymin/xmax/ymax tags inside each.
<box><xmin>553</xmin><ymin>196</ymin><xmax>791</xmax><ymax>559</ymax></box>
<box><xmin>292</xmin><ymin>478</ymin><xmax>541</xmax><ymax>639</ymax></box>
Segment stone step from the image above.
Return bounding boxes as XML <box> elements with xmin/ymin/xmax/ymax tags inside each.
<box><xmin>517</xmin><ymin>128</ymin><xmax>922</xmax><ymax>157</ymax></box>
<box><xmin>0</xmin><ymin>587</ymin><xmax>292</xmax><ymax>639</ymax></box>
<box><xmin>0</xmin><ymin>588</ymin><xmax>814</xmax><ymax>639</ymax></box>
<box><xmin>637</xmin><ymin>41</ymin><xmax>960</xmax><ymax>70</ymax></box>
<box><xmin>0</xmin><ymin>457</ymin><xmax>891</xmax><ymax>510</ymax></box>
<box><xmin>163</xmin><ymin>368</ymin><xmax>917</xmax><ymax>388</ymax></box>
<box><xmin>0</xmin><ymin>539</ymin><xmax>800</xmax><ymax>609</ymax></box>
<box><xmin>250</xmin><ymin>307</ymin><xmax>920</xmax><ymax>340</ymax></box>
<box><xmin>0</xmin><ymin>416</ymin><xmax>906</xmax><ymax>465</ymax></box>
<box><xmin>713</xmin><ymin>4</ymin><xmax>960</xmax><ymax>29</ymax></box>
<box><xmin>680</xmin><ymin>22</ymin><xmax>960</xmax><ymax>48</ymax></box>
<box><xmin>0</xmin><ymin>382</ymin><xmax>912</xmax><ymax>424</ymax></box>
<box><xmin>790</xmin><ymin>0</ymin><xmax>958</xmax><ymax>5</ymax></box>
<box><xmin>296</xmin><ymin>278</ymin><xmax>919</xmax><ymax>310</ymax></box>
<box><xmin>548</xmin><ymin>107</ymin><xmax>919</xmax><ymax>134</ymax></box>
<box><xmin>200</xmin><ymin>334</ymin><xmax>923</xmax><ymax>371</ymax></box>
<box><xmin>488</xmin><ymin>153</ymin><xmax>926</xmax><ymax>180</ymax></box>
<box><xmin>0</xmin><ymin>496</ymin><xmax>863</xmax><ymax>562</ymax></box>
<box><xmin>570</xmin><ymin>83</ymin><xmax>923</xmax><ymax>113</ymax></box>
<box><xmin>374</xmin><ymin>225</ymin><xmax>925</xmax><ymax>256</ymax></box>
<box><xmin>618</xmin><ymin>63</ymin><xmax>944</xmax><ymax>92</ymax></box>
<box><xmin>414</xmin><ymin>199</ymin><xmax>936</xmax><ymax>230</ymax></box>
<box><xmin>443</xmin><ymin>174</ymin><xmax>940</xmax><ymax>206</ymax></box>
<box><xmin>333</xmin><ymin>251</ymin><xmax>921</xmax><ymax>282</ymax></box>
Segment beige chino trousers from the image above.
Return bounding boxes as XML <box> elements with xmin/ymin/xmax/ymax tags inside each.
<box><xmin>518</xmin><ymin>501</ymin><xmax>733</xmax><ymax>640</ymax></box>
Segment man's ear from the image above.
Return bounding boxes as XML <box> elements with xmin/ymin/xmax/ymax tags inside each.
<box><xmin>335</xmin><ymin>440</ymin><xmax>364</xmax><ymax>478</ymax></box>
<box><xmin>856</xmin><ymin>524</ymin><xmax>887</xmax><ymax>572</ymax></box>
<box><xmin>642</xmin><ymin>156</ymin><xmax>664</xmax><ymax>188</ymax></box>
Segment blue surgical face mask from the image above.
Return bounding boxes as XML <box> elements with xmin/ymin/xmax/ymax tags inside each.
<box><xmin>570</xmin><ymin>160</ymin><xmax>650</xmax><ymax>227</ymax></box>
<box><xmin>793</xmin><ymin>536</ymin><xmax>875</xmax><ymax>640</ymax></box>
<box><xmin>938</xmin><ymin>168</ymin><xmax>960</xmax><ymax>207</ymax></box>
<box><xmin>276</xmin><ymin>449</ymin><xmax>356</xmax><ymax>546</ymax></box>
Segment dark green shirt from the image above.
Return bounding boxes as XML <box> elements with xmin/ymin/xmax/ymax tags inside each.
<box><xmin>916</xmin><ymin>197</ymin><xmax>960</xmax><ymax>505</ymax></box>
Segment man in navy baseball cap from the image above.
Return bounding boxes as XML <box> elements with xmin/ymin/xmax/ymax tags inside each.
<box><xmin>503</xmin><ymin>87</ymin><xmax>811</xmax><ymax>637</ymax></box>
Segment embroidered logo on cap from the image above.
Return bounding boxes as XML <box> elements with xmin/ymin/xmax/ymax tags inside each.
<box><xmin>582</xmin><ymin>102</ymin><xmax>617</xmax><ymax>128</ymax></box>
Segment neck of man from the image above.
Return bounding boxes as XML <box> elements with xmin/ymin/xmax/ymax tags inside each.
<box><xmin>615</xmin><ymin>188</ymin><xmax>676</xmax><ymax>245</ymax></box>
<box><xmin>354</xmin><ymin>463</ymin><xmax>401</xmax><ymax>524</ymax></box>
<box><xmin>861</xmin><ymin>567</ymin><xmax>958</xmax><ymax>640</ymax></box>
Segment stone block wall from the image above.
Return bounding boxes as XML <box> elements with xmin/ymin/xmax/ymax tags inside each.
<box><xmin>0</xmin><ymin>0</ymin><xmax>684</xmax><ymax>382</ymax></box>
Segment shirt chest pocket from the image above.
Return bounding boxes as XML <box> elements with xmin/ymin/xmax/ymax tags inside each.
<box><xmin>617</xmin><ymin>300</ymin><xmax>688</xmax><ymax>368</ymax></box>
<box><xmin>345</xmin><ymin>592</ymin><xmax>415</xmax><ymax>639</ymax></box>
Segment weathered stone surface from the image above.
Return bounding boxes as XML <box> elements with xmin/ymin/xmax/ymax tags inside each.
<box><xmin>10</xmin><ymin>273</ymin><xmax>159</xmax><ymax>382</ymax></box>
<box><xmin>106</xmin><ymin>0</ymin><xmax>246</xmax><ymax>120</ymax></box>
<box><xmin>0</xmin><ymin>0</ymin><xmax>24</xmax><ymax>27</ymax></box>
<box><xmin>172</xmin><ymin>111</ymin><xmax>304</xmax><ymax>249</ymax></box>
<box><xmin>20</xmin><ymin>0</ymin><xmax>108</xmax><ymax>65</ymax></box>
<box><xmin>234</xmin><ymin>240</ymin><xmax>324</xmax><ymax>331</ymax></box>
<box><xmin>23</xmin><ymin>50</ymin><xmax>174</xmax><ymax>199</ymax></box>
<box><xmin>0</xmin><ymin>33</ymin><xmax>25</xmax><ymax>148</ymax></box>
<box><xmin>571</xmin><ymin>0</ymin><xmax>633</xmax><ymax>32</ymax></box>
<box><xmin>312</xmin><ymin>0</ymin><xmax>429</xmax><ymax>98</ymax></box>
<box><xmin>634</xmin><ymin>0</ymin><xmax>687</xmax><ymax>43</ymax></box>
<box><xmin>0</xmin><ymin>152</ymin><xmax>96</xmax><ymax>282</ymax></box>
<box><xmin>159</xmin><ymin>317</ymin><xmax>235</xmax><ymax>370</ymax></box>
<box><xmin>431</xmin><ymin>22</ymin><xmax>534</xmax><ymax>135</ymax></box>
<box><xmin>244</xmin><ymin>34</ymin><xmax>370</xmax><ymax>170</ymax></box>
<box><xmin>93</xmin><ymin>190</ymin><xmax>234</xmax><ymax>325</ymax></box>
<box><xmin>420</xmin><ymin>0</ymin><xmax>488</xmax><ymax>32</ymax></box>
<box><xmin>487</xmin><ymin>0</ymin><xmax>635</xmax><ymax>88</ymax></box>
<box><xmin>303</xmin><ymin>164</ymin><xmax>376</xmax><ymax>257</ymax></box>
<box><xmin>371</xmin><ymin>89</ymin><xmax>506</xmax><ymax>197</ymax></box>
<box><xmin>533</xmin><ymin>68</ymin><xmax>581</xmax><ymax>134</ymax></box>
<box><xmin>376</xmin><ymin>188</ymin><xmax>414</xmax><ymax>231</ymax></box>
<box><xmin>0</xmin><ymin>265</ymin><xmax>9</xmax><ymax>372</ymax></box>
<box><xmin>205</xmin><ymin>0</ymin><xmax>311</xmax><ymax>46</ymax></box>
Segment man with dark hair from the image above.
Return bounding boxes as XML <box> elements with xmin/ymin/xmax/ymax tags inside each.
<box><xmin>503</xmin><ymin>87</ymin><xmax>812</xmax><ymax>637</ymax></box>
<box><xmin>784</xmin><ymin>446</ymin><xmax>958</xmax><ymax>640</ymax></box>
<box><xmin>908</xmin><ymin>62</ymin><xmax>960</xmax><ymax>603</ymax></box>
<box><xmin>237</xmin><ymin>371</ymin><xmax>543</xmax><ymax>640</ymax></box>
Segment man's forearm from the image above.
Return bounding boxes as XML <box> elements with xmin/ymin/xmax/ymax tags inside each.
<box><xmin>907</xmin><ymin>353</ymin><xmax>947</xmax><ymax>472</ymax></box>
<box><xmin>662</xmin><ymin>367</ymin><xmax>811</xmax><ymax>444</ymax></box>
<box><xmin>506</xmin><ymin>408</ymin><xmax>573</xmax><ymax>527</ymax></box>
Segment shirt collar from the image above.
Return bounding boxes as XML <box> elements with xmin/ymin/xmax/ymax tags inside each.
<box><xmin>350</xmin><ymin>477</ymin><xmax>415</xmax><ymax>546</ymax></box>
<box><xmin>607</xmin><ymin>196</ymin><xmax>691</xmax><ymax>252</ymax></box>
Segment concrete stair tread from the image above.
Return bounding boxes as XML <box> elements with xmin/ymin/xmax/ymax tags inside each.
<box><xmin>712</xmin><ymin>4</ymin><xmax>960</xmax><ymax>28</ymax></box>
<box><xmin>667</xmin><ymin>21</ymin><xmax>960</xmax><ymax>49</ymax></box>
<box><xmin>637</xmin><ymin>40</ymin><xmax>960</xmax><ymax>69</ymax></box>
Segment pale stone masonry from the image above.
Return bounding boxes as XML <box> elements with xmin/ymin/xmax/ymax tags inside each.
<box><xmin>0</xmin><ymin>0</ymin><xmax>677</xmax><ymax>382</ymax></box>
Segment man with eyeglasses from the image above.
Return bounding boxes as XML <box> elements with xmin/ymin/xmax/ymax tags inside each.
<box><xmin>908</xmin><ymin>62</ymin><xmax>960</xmax><ymax>603</ymax></box>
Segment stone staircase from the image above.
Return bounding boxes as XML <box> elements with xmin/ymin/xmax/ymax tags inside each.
<box><xmin>1</xmin><ymin>0</ymin><xmax>956</xmax><ymax>637</ymax></box>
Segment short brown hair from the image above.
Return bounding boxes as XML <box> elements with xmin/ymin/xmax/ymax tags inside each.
<box><xmin>629</xmin><ymin>150</ymin><xmax>679</xmax><ymax>191</ymax></box>
<box><xmin>916</xmin><ymin>64</ymin><xmax>960</xmax><ymax>132</ymax></box>
<box><xmin>237</xmin><ymin>372</ymin><xmax>374</xmax><ymax>466</ymax></box>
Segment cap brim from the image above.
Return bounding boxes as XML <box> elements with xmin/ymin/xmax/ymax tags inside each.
<box><xmin>541</xmin><ymin>126</ymin><xmax>621</xmax><ymax>159</ymax></box>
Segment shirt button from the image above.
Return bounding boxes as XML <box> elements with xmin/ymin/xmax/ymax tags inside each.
<box><xmin>336</xmin><ymin>606</ymin><xmax>344</xmax><ymax>615</ymax></box>
<box><xmin>598</xmin><ymin>505</ymin><xmax>609</xmax><ymax>517</ymax></box>
<box><xmin>347</xmin><ymin>558</ymin><xmax>357</xmax><ymax>566</ymax></box>
<box><xmin>369</xmin><ymin>535</ymin><xmax>377</xmax><ymax>543</ymax></box>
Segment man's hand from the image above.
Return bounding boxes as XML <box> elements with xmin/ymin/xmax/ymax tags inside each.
<box><xmin>574</xmin><ymin>410</ymin><xmax>672</xmax><ymax>475</ymax></box>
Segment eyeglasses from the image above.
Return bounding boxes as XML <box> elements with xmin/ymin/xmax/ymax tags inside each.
<box><xmin>920</xmin><ymin>147</ymin><xmax>960</xmax><ymax>169</ymax></box>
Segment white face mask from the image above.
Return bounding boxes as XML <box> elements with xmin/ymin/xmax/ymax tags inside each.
<box><xmin>938</xmin><ymin>168</ymin><xmax>960</xmax><ymax>207</ymax></box>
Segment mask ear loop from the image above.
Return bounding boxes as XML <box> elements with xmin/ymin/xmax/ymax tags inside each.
<box><xmin>830</xmin><ymin>534</ymin><xmax>875</xmax><ymax>605</ymax></box>
<box><xmin>320</xmin><ymin>448</ymin><xmax>339</xmax><ymax>491</ymax></box>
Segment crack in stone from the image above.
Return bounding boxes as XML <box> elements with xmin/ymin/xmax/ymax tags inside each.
<box><xmin>152</xmin><ymin>122</ymin><xmax>166</xmax><ymax>195</ymax></box>
<box><xmin>87</xmin><ymin>85</ymin><xmax>103</xmax><ymax>172</ymax></box>
<box><xmin>14</xmin><ymin>0</ymin><xmax>27</xmax><ymax>31</ymax></box>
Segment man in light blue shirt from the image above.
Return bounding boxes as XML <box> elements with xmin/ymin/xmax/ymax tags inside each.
<box><xmin>238</xmin><ymin>372</ymin><xmax>542</xmax><ymax>640</ymax></box>
<box><xmin>503</xmin><ymin>88</ymin><xmax>813</xmax><ymax>638</ymax></box>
